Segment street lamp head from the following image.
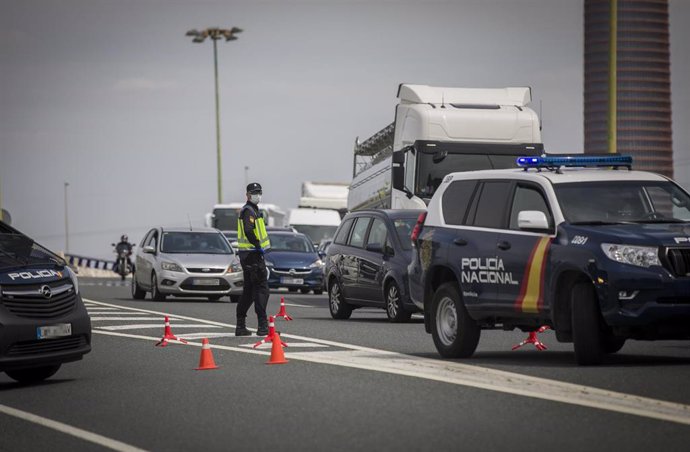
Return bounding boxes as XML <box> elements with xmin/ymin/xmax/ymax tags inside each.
<box><xmin>185</xmin><ymin>29</ymin><xmax>200</xmax><ymax>37</ymax></box>
<box><xmin>230</xmin><ymin>27</ymin><xmax>243</xmax><ymax>34</ymax></box>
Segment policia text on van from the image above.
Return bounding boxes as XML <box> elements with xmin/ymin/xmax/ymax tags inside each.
<box><xmin>0</xmin><ymin>221</ymin><xmax>91</xmax><ymax>383</ymax></box>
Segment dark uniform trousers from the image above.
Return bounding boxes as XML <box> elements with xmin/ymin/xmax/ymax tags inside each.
<box><xmin>237</xmin><ymin>250</ymin><xmax>269</xmax><ymax>328</ymax></box>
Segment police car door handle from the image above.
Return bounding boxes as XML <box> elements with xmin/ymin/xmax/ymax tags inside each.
<box><xmin>497</xmin><ymin>241</ymin><xmax>511</xmax><ymax>250</ymax></box>
<box><xmin>453</xmin><ymin>238</ymin><xmax>467</xmax><ymax>246</ymax></box>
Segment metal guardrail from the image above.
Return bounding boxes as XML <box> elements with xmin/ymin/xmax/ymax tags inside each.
<box><xmin>65</xmin><ymin>254</ymin><xmax>115</xmax><ymax>270</ymax></box>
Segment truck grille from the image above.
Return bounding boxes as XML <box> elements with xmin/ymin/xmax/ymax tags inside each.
<box><xmin>6</xmin><ymin>335</ymin><xmax>87</xmax><ymax>357</ymax></box>
<box><xmin>0</xmin><ymin>279</ymin><xmax>77</xmax><ymax>319</ymax></box>
<box><xmin>665</xmin><ymin>248</ymin><xmax>690</xmax><ymax>277</ymax></box>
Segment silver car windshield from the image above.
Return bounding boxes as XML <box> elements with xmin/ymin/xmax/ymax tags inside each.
<box><xmin>555</xmin><ymin>181</ymin><xmax>690</xmax><ymax>224</ymax></box>
<box><xmin>160</xmin><ymin>232</ymin><xmax>232</xmax><ymax>254</ymax></box>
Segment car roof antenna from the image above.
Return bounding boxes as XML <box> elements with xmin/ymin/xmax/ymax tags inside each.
<box><xmin>440</xmin><ymin>92</ymin><xmax>446</xmax><ymax>109</ymax></box>
<box><xmin>187</xmin><ymin>213</ymin><xmax>193</xmax><ymax>231</ymax></box>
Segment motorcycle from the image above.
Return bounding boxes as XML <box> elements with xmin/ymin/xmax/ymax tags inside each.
<box><xmin>112</xmin><ymin>243</ymin><xmax>134</xmax><ymax>281</ymax></box>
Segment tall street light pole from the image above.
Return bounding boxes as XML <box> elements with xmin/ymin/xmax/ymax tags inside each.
<box><xmin>64</xmin><ymin>181</ymin><xmax>70</xmax><ymax>254</ymax></box>
<box><xmin>186</xmin><ymin>26</ymin><xmax>243</xmax><ymax>205</ymax></box>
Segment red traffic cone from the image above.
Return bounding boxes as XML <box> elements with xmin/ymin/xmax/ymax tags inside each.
<box><xmin>253</xmin><ymin>316</ymin><xmax>288</xmax><ymax>349</ymax></box>
<box><xmin>275</xmin><ymin>296</ymin><xmax>293</xmax><ymax>321</ymax></box>
<box><xmin>155</xmin><ymin>316</ymin><xmax>189</xmax><ymax>347</ymax></box>
<box><xmin>512</xmin><ymin>325</ymin><xmax>550</xmax><ymax>351</ymax></box>
<box><xmin>266</xmin><ymin>332</ymin><xmax>288</xmax><ymax>365</ymax></box>
<box><xmin>195</xmin><ymin>338</ymin><xmax>219</xmax><ymax>370</ymax></box>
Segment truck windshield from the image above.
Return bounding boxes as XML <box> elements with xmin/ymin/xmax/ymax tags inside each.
<box><xmin>415</xmin><ymin>153</ymin><xmax>519</xmax><ymax>199</ymax></box>
<box><xmin>0</xmin><ymin>233</ymin><xmax>65</xmax><ymax>269</ymax></box>
<box><xmin>555</xmin><ymin>181</ymin><xmax>690</xmax><ymax>224</ymax></box>
<box><xmin>290</xmin><ymin>225</ymin><xmax>338</xmax><ymax>245</ymax></box>
<box><xmin>160</xmin><ymin>232</ymin><xmax>232</xmax><ymax>254</ymax></box>
<box><xmin>213</xmin><ymin>208</ymin><xmax>241</xmax><ymax>231</ymax></box>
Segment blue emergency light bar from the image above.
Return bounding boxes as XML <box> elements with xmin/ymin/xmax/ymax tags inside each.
<box><xmin>516</xmin><ymin>154</ymin><xmax>633</xmax><ymax>170</ymax></box>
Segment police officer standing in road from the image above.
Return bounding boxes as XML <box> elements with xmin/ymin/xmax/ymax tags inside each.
<box><xmin>235</xmin><ymin>183</ymin><xmax>271</xmax><ymax>336</ymax></box>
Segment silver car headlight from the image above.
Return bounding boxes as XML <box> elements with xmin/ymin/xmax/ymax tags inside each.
<box><xmin>601</xmin><ymin>243</ymin><xmax>660</xmax><ymax>268</ymax></box>
<box><xmin>161</xmin><ymin>261</ymin><xmax>184</xmax><ymax>272</ymax></box>
<box><xmin>226</xmin><ymin>262</ymin><xmax>242</xmax><ymax>274</ymax></box>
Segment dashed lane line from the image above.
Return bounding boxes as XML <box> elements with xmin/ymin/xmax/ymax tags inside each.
<box><xmin>84</xmin><ymin>298</ymin><xmax>690</xmax><ymax>426</ymax></box>
<box><xmin>0</xmin><ymin>403</ymin><xmax>147</xmax><ymax>452</ymax></box>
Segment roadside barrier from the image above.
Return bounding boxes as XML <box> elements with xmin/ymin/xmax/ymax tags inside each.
<box><xmin>196</xmin><ymin>338</ymin><xmax>220</xmax><ymax>370</ymax></box>
<box><xmin>65</xmin><ymin>253</ymin><xmax>115</xmax><ymax>270</ymax></box>
<box><xmin>253</xmin><ymin>316</ymin><xmax>288</xmax><ymax>349</ymax></box>
<box><xmin>512</xmin><ymin>325</ymin><xmax>550</xmax><ymax>351</ymax></box>
<box><xmin>155</xmin><ymin>316</ymin><xmax>189</xmax><ymax>347</ymax></box>
<box><xmin>275</xmin><ymin>296</ymin><xmax>294</xmax><ymax>321</ymax></box>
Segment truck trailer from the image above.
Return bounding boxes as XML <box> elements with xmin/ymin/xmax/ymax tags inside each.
<box><xmin>348</xmin><ymin>84</ymin><xmax>543</xmax><ymax>211</ymax></box>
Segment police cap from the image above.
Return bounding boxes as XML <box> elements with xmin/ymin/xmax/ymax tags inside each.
<box><xmin>246</xmin><ymin>182</ymin><xmax>262</xmax><ymax>194</ymax></box>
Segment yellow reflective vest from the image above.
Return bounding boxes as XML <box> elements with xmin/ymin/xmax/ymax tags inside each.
<box><xmin>237</xmin><ymin>206</ymin><xmax>271</xmax><ymax>251</ymax></box>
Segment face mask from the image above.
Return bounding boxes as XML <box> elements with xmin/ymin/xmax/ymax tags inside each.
<box><xmin>250</xmin><ymin>194</ymin><xmax>261</xmax><ymax>204</ymax></box>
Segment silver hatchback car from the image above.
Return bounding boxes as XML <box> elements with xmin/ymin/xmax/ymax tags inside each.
<box><xmin>131</xmin><ymin>227</ymin><xmax>243</xmax><ymax>302</ymax></box>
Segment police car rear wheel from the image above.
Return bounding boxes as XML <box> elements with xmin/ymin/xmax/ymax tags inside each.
<box><xmin>131</xmin><ymin>274</ymin><xmax>146</xmax><ymax>300</ymax></box>
<box><xmin>5</xmin><ymin>364</ymin><xmax>61</xmax><ymax>384</ymax></box>
<box><xmin>329</xmin><ymin>279</ymin><xmax>352</xmax><ymax>320</ymax></box>
<box><xmin>571</xmin><ymin>281</ymin><xmax>604</xmax><ymax>365</ymax></box>
<box><xmin>386</xmin><ymin>281</ymin><xmax>411</xmax><ymax>323</ymax></box>
<box><xmin>431</xmin><ymin>283</ymin><xmax>480</xmax><ymax>358</ymax></box>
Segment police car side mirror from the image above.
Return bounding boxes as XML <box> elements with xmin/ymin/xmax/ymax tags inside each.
<box><xmin>518</xmin><ymin>211</ymin><xmax>550</xmax><ymax>232</ymax></box>
<box><xmin>143</xmin><ymin>245</ymin><xmax>156</xmax><ymax>254</ymax></box>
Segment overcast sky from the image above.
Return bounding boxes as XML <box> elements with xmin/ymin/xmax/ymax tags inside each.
<box><xmin>1</xmin><ymin>0</ymin><xmax>689</xmax><ymax>259</ymax></box>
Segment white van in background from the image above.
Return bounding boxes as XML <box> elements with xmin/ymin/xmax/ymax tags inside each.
<box><xmin>288</xmin><ymin>208</ymin><xmax>341</xmax><ymax>245</ymax></box>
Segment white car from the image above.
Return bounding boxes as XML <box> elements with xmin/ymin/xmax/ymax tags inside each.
<box><xmin>131</xmin><ymin>227</ymin><xmax>243</xmax><ymax>302</ymax></box>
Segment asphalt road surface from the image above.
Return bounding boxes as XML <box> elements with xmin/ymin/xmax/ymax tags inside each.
<box><xmin>2</xmin><ymin>277</ymin><xmax>690</xmax><ymax>452</ymax></box>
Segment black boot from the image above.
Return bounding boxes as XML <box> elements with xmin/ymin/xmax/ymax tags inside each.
<box><xmin>256</xmin><ymin>318</ymin><xmax>269</xmax><ymax>336</ymax></box>
<box><xmin>235</xmin><ymin>317</ymin><xmax>251</xmax><ymax>336</ymax></box>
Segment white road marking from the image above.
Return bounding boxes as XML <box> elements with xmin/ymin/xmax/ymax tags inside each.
<box><xmin>176</xmin><ymin>332</ymin><xmax>245</xmax><ymax>340</ymax></box>
<box><xmin>84</xmin><ymin>298</ymin><xmax>690</xmax><ymax>426</ymax></box>
<box><xmin>283</xmin><ymin>302</ymin><xmax>311</xmax><ymax>308</ymax></box>
<box><xmin>90</xmin><ymin>317</ymin><xmax>174</xmax><ymax>322</ymax></box>
<box><xmin>0</xmin><ymin>403</ymin><xmax>147</xmax><ymax>452</ymax></box>
<box><xmin>239</xmin><ymin>342</ymin><xmax>330</xmax><ymax>349</ymax></box>
<box><xmin>86</xmin><ymin>307</ymin><xmax>119</xmax><ymax>311</ymax></box>
<box><xmin>97</xmin><ymin>324</ymin><xmax>221</xmax><ymax>331</ymax></box>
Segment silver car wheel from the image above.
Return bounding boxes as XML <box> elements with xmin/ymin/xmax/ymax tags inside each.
<box><xmin>330</xmin><ymin>283</ymin><xmax>341</xmax><ymax>313</ymax></box>
<box><xmin>436</xmin><ymin>296</ymin><xmax>458</xmax><ymax>346</ymax></box>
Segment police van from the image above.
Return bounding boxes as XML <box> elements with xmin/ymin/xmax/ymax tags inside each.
<box><xmin>407</xmin><ymin>155</ymin><xmax>690</xmax><ymax>365</ymax></box>
<box><xmin>0</xmin><ymin>221</ymin><xmax>91</xmax><ymax>382</ymax></box>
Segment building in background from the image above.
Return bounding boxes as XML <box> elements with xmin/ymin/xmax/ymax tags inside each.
<box><xmin>584</xmin><ymin>0</ymin><xmax>673</xmax><ymax>177</ymax></box>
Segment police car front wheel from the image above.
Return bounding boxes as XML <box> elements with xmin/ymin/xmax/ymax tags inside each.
<box><xmin>430</xmin><ymin>283</ymin><xmax>480</xmax><ymax>358</ymax></box>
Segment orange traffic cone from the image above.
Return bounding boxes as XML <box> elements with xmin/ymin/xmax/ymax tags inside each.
<box><xmin>253</xmin><ymin>316</ymin><xmax>288</xmax><ymax>348</ymax></box>
<box><xmin>195</xmin><ymin>338</ymin><xmax>220</xmax><ymax>370</ymax></box>
<box><xmin>266</xmin><ymin>332</ymin><xmax>288</xmax><ymax>365</ymax></box>
<box><xmin>275</xmin><ymin>296</ymin><xmax>293</xmax><ymax>321</ymax></box>
<box><xmin>155</xmin><ymin>316</ymin><xmax>189</xmax><ymax>347</ymax></box>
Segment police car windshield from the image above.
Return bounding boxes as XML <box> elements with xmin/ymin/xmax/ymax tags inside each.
<box><xmin>555</xmin><ymin>181</ymin><xmax>690</xmax><ymax>224</ymax></box>
<box><xmin>0</xmin><ymin>233</ymin><xmax>65</xmax><ymax>269</ymax></box>
<box><xmin>160</xmin><ymin>232</ymin><xmax>232</xmax><ymax>254</ymax></box>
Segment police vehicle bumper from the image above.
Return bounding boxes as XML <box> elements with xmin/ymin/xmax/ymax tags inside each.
<box><xmin>0</xmin><ymin>271</ymin><xmax>92</xmax><ymax>372</ymax></box>
<box><xmin>156</xmin><ymin>268</ymin><xmax>244</xmax><ymax>296</ymax></box>
<box><xmin>267</xmin><ymin>267</ymin><xmax>324</xmax><ymax>291</ymax></box>
<box><xmin>595</xmin><ymin>261</ymin><xmax>690</xmax><ymax>337</ymax></box>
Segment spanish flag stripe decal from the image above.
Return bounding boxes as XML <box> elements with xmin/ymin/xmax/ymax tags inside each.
<box><xmin>514</xmin><ymin>237</ymin><xmax>552</xmax><ymax>314</ymax></box>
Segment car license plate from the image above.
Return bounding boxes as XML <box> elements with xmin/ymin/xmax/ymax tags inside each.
<box><xmin>193</xmin><ymin>279</ymin><xmax>220</xmax><ymax>286</ymax></box>
<box><xmin>281</xmin><ymin>277</ymin><xmax>304</xmax><ymax>285</ymax></box>
<box><xmin>37</xmin><ymin>323</ymin><xmax>72</xmax><ymax>340</ymax></box>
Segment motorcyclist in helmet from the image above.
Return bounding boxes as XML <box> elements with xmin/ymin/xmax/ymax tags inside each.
<box><xmin>112</xmin><ymin>234</ymin><xmax>135</xmax><ymax>274</ymax></box>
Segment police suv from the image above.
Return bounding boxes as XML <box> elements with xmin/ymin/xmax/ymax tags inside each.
<box><xmin>407</xmin><ymin>155</ymin><xmax>690</xmax><ymax>365</ymax></box>
<box><xmin>1</xmin><ymin>221</ymin><xmax>91</xmax><ymax>382</ymax></box>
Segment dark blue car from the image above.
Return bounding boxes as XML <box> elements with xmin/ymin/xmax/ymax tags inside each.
<box><xmin>325</xmin><ymin>209</ymin><xmax>424</xmax><ymax>322</ymax></box>
<box><xmin>265</xmin><ymin>231</ymin><xmax>325</xmax><ymax>294</ymax></box>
